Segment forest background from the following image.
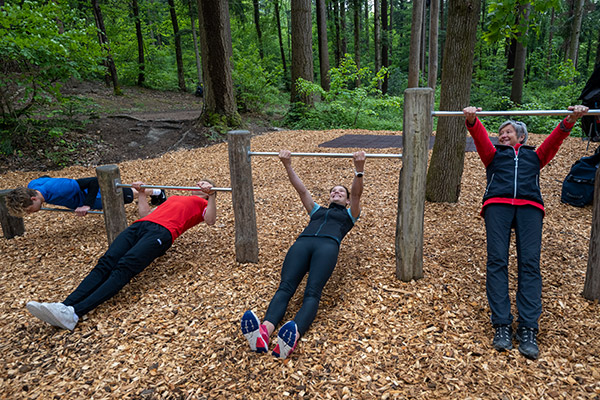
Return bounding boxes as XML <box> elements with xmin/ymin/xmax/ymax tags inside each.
<box><xmin>1</xmin><ymin>0</ymin><xmax>599</xmax><ymax>180</ymax></box>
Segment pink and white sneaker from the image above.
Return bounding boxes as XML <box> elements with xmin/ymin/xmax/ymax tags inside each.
<box><xmin>241</xmin><ymin>310</ymin><xmax>269</xmax><ymax>353</ymax></box>
<box><xmin>272</xmin><ymin>320</ymin><xmax>298</xmax><ymax>359</ymax></box>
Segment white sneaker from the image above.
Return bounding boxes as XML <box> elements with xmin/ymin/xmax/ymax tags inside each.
<box><xmin>26</xmin><ymin>301</ymin><xmax>61</xmax><ymax>327</ymax></box>
<box><xmin>40</xmin><ymin>302</ymin><xmax>79</xmax><ymax>331</ymax></box>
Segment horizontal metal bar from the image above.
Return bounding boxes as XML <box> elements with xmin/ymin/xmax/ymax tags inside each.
<box><xmin>432</xmin><ymin>109</ymin><xmax>600</xmax><ymax>117</ymax></box>
<box><xmin>116</xmin><ymin>183</ymin><xmax>232</xmax><ymax>192</ymax></box>
<box><xmin>248</xmin><ymin>151</ymin><xmax>402</xmax><ymax>159</ymax></box>
<box><xmin>41</xmin><ymin>207</ymin><xmax>103</xmax><ymax>215</ymax></box>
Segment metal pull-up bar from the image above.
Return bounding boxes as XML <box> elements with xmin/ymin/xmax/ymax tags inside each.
<box><xmin>41</xmin><ymin>207</ymin><xmax>103</xmax><ymax>215</ymax></box>
<box><xmin>116</xmin><ymin>183</ymin><xmax>232</xmax><ymax>192</ymax></box>
<box><xmin>432</xmin><ymin>109</ymin><xmax>600</xmax><ymax>117</ymax></box>
<box><xmin>248</xmin><ymin>151</ymin><xmax>402</xmax><ymax>159</ymax></box>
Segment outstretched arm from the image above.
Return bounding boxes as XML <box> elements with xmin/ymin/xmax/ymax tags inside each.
<box><xmin>132</xmin><ymin>182</ymin><xmax>152</xmax><ymax>218</ymax></box>
<box><xmin>279</xmin><ymin>149</ymin><xmax>315</xmax><ymax>214</ymax></box>
<box><xmin>350</xmin><ymin>151</ymin><xmax>366</xmax><ymax>219</ymax></box>
<box><xmin>197</xmin><ymin>181</ymin><xmax>217</xmax><ymax>226</ymax></box>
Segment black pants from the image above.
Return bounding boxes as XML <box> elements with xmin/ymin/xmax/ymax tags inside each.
<box><xmin>264</xmin><ymin>236</ymin><xmax>340</xmax><ymax>336</ymax></box>
<box><xmin>484</xmin><ymin>204</ymin><xmax>543</xmax><ymax>329</ymax></box>
<box><xmin>63</xmin><ymin>221</ymin><xmax>172</xmax><ymax>316</ymax></box>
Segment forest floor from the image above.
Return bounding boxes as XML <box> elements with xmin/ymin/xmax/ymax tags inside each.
<box><xmin>0</xmin><ymin>80</ymin><xmax>284</xmax><ymax>173</ymax></box>
<box><xmin>1</xmin><ymin>83</ymin><xmax>600</xmax><ymax>399</ymax></box>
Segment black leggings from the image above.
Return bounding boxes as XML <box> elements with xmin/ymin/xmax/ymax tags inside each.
<box><xmin>63</xmin><ymin>221</ymin><xmax>172</xmax><ymax>316</ymax></box>
<box><xmin>264</xmin><ymin>236</ymin><xmax>340</xmax><ymax>336</ymax></box>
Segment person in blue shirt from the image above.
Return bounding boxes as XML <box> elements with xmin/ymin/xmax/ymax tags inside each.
<box><xmin>5</xmin><ymin>176</ymin><xmax>166</xmax><ymax>217</ymax></box>
<box><xmin>241</xmin><ymin>149</ymin><xmax>366</xmax><ymax>359</ymax></box>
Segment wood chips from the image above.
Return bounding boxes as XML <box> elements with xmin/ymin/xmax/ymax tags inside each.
<box><xmin>1</xmin><ymin>129</ymin><xmax>599</xmax><ymax>399</ymax></box>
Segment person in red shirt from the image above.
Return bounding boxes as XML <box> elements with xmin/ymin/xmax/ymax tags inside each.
<box><xmin>464</xmin><ymin>105</ymin><xmax>589</xmax><ymax>359</ymax></box>
<box><xmin>25</xmin><ymin>180</ymin><xmax>217</xmax><ymax>331</ymax></box>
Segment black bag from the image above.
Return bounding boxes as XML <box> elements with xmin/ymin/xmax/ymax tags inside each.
<box><xmin>561</xmin><ymin>150</ymin><xmax>600</xmax><ymax>207</ymax></box>
<box><xmin>579</xmin><ymin>63</ymin><xmax>600</xmax><ymax>141</ymax></box>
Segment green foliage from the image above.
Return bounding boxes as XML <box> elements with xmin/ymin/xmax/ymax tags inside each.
<box><xmin>483</xmin><ymin>0</ymin><xmax>560</xmax><ymax>43</ymax></box>
<box><xmin>286</xmin><ymin>55</ymin><xmax>402</xmax><ymax>130</ymax></box>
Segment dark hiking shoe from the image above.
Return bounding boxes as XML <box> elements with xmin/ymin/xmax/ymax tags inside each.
<box><xmin>150</xmin><ymin>190</ymin><xmax>167</xmax><ymax>206</ymax></box>
<box><xmin>492</xmin><ymin>325</ymin><xmax>513</xmax><ymax>351</ymax></box>
<box><xmin>515</xmin><ymin>326</ymin><xmax>539</xmax><ymax>360</ymax></box>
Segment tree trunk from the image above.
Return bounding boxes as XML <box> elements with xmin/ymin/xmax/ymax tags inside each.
<box><xmin>381</xmin><ymin>0</ymin><xmax>389</xmax><ymax>94</ymax></box>
<box><xmin>420</xmin><ymin>0</ymin><xmax>427</xmax><ymax>77</ymax></box>
<box><xmin>546</xmin><ymin>7</ymin><xmax>555</xmax><ymax>77</ymax></box>
<box><xmin>341</xmin><ymin>0</ymin><xmax>347</xmax><ymax>57</ymax></box>
<box><xmin>364</xmin><ymin>0</ymin><xmax>369</xmax><ymax>53</ymax></box>
<box><xmin>290</xmin><ymin>0</ymin><xmax>314</xmax><ymax>105</ymax></box>
<box><xmin>567</xmin><ymin>0</ymin><xmax>584</xmax><ymax>68</ymax></box>
<box><xmin>425</xmin><ymin>0</ymin><xmax>480</xmax><ymax>203</ymax></box>
<box><xmin>132</xmin><ymin>0</ymin><xmax>145</xmax><ymax>86</ymax></box>
<box><xmin>408</xmin><ymin>0</ymin><xmax>424</xmax><ymax>87</ymax></box>
<box><xmin>196</xmin><ymin>0</ymin><xmax>239</xmax><ymax>127</ymax></box>
<box><xmin>584</xmin><ymin>167</ymin><xmax>600</xmax><ymax>301</ymax></box>
<box><xmin>354</xmin><ymin>0</ymin><xmax>360</xmax><ymax>87</ymax></box>
<box><xmin>188</xmin><ymin>0</ymin><xmax>203</xmax><ymax>87</ymax></box>
<box><xmin>510</xmin><ymin>3</ymin><xmax>530</xmax><ymax>105</ymax></box>
<box><xmin>596</xmin><ymin>29</ymin><xmax>600</xmax><ymax>66</ymax></box>
<box><xmin>428</xmin><ymin>0</ymin><xmax>439</xmax><ymax>90</ymax></box>
<box><xmin>91</xmin><ymin>0</ymin><xmax>121</xmax><ymax>95</ymax></box>
<box><xmin>374</xmin><ymin>0</ymin><xmax>381</xmax><ymax>76</ymax></box>
<box><xmin>274</xmin><ymin>0</ymin><xmax>288</xmax><ymax>80</ymax></box>
<box><xmin>333</xmin><ymin>0</ymin><xmax>341</xmax><ymax>66</ymax></box>
<box><xmin>168</xmin><ymin>0</ymin><xmax>186</xmax><ymax>92</ymax></box>
<box><xmin>316</xmin><ymin>0</ymin><xmax>331</xmax><ymax>91</ymax></box>
<box><xmin>253</xmin><ymin>0</ymin><xmax>264</xmax><ymax>59</ymax></box>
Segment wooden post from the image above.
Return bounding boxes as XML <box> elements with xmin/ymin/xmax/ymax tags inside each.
<box><xmin>584</xmin><ymin>167</ymin><xmax>600</xmax><ymax>300</ymax></box>
<box><xmin>0</xmin><ymin>189</ymin><xmax>25</xmax><ymax>239</ymax></box>
<box><xmin>228</xmin><ymin>130</ymin><xmax>259</xmax><ymax>263</ymax></box>
<box><xmin>96</xmin><ymin>165</ymin><xmax>128</xmax><ymax>244</ymax></box>
<box><xmin>396</xmin><ymin>88</ymin><xmax>433</xmax><ymax>281</ymax></box>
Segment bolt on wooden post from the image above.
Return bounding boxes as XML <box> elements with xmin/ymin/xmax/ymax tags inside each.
<box><xmin>228</xmin><ymin>130</ymin><xmax>259</xmax><ymax>263</ymax></box>
<box><xmin>96</xmin><ymin>165</ymin><xmax>128</xmax><ymax>244</ymax></box>
<box><xmin>396</xmin><ymin>88</ymin><xmax>433</xmax><ymax>281</ymax></box>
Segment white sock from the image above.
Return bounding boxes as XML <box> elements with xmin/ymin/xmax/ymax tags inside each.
<box><xmin>151</xmin><ymin>189</ymin><xmax>162</xmax><ymax>196</ymax></box>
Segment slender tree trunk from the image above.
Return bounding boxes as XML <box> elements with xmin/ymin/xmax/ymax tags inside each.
<box><xmin>253</xmin><ymin>0</ymin><xmax>264</xmax><ymax>59</ymax></box>
<box><xmin>420</xmin><ymin>0</ymin><xmax>427</xmax><ymax>76</ymax></box>
<box><xmin>168</xmin><ymin>0</ymin><xmax>186</xmax><ymax>91</ymax></box>
<box><xmin>546</xmin><ymin>8</ymin><xmax>555</xmax><ymax>77</ymax></box>
<box><xmin>510</xmin><ymin>3</ymin><xmax>530</xmax><ymax>105</ymax></box>
<box><xmin>316</xmin><ymin>0</ymin><xmax>331</xmax><ymax>91</ymax></box>
<box><xmin>389</xmin><ymin>0</ymin><xmax>393</xmax><ymax>61</ymax></box>
<box><xmin>196</xmin><ymin>0</ymin><xmax>239</xmax><ymax>127</ymax></box>
<box><xmin>132</xmin><ymin>0</ymin><xmax>145</xmax><ymax>86</ymax></box>
<box><xmin>333</xmin><ymin>0</ymin><xmax>341</xmax><ymax>66</ymax></box>
<box><xmin>341</xmin><ymin>0</ymin><xmax>347</xmax><ymax>56</ymax></box>
<box><xmin>274</xmin><ymin>0</ymin><xmax>288</xmax><ymax>79</ymax></box>
<box><xmin>425</xmin><ymin>0</ymin><xmax>480</xmax><ymax>203</ymax></box>
<box><xmin>428</xmin><ymin>0</ymin><xmax>439</xmax><ymax>90</ymax></box>
<box><xmin>374</xmin><ymin>0</ymin><xmax>381</xmax><ymax>75</ymax></box>
<box><xmin>290</xmin><ymin>0</ymin><xmax>314</xmax><ymax>105</ymax></box>
<box><xmin>188</xmin><ymin>0</ymin><xmax>203</xmax><ymax>87</ymax></box>
<box><xmin>364</xmin><ymin>0</ymin><xmax>369</xmax><ymax>53</ymax></box>
<box><xmin>91</xmin><ymin>0</ymin><xmax>121</xmax><ymax>95</ymax></box>
<box><xmin>382</xmin><ymin>0</ymin><xmax>389</xmax><ymax>93</ymax></box>
<box><xmin>354</xmin><ymin>0</ymin><xmax>360</xmax><ymax>87</ymax></box>
<box><xmin>408</xmin><ymin>0</ymin><xmax>424</xmax><ymax>87</ymax></box>
<box><xmin>567</xmin><ymin>0</ymin><xmax>584</xmax><ymax>67</ymax></box>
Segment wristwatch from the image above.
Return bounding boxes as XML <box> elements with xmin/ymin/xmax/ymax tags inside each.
<box><xmin>354</xmin><ymin>170</ymin><xmax>364</xmax><ymax>178</ymax></box>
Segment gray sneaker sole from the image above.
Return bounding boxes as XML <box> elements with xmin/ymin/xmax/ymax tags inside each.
<box><xmin>40</xmin><ymin>303</ymin><xmax>73</xmax><ymax>330</ymax></box>
<box><xmin>26</xmin><ymin>302</ymin><xmax>61</xmax><ymax>328</ymax></box>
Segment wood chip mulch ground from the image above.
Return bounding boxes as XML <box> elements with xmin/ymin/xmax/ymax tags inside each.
<box><xmin>1</xmin><ymin>128</ymin><xmax>599</xmax><ymax>400</ymax></box>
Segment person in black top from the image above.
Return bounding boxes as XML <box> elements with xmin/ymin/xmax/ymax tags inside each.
<box><xmin>241</xmin><ymin>149</ymin><xmax>366</xmax><ymax>359</ymax></box>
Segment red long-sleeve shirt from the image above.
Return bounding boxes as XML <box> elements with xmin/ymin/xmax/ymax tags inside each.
<box><xmin>466</xmin><ymin>117</ymin><xmax>575</xmax><ymax>214</ymax></box>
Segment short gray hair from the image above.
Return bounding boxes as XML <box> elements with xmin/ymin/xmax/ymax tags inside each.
<box><xmin>499</xmin><ymin>120</ymin><xmax>528</xmax><ymax>144</ymax></box>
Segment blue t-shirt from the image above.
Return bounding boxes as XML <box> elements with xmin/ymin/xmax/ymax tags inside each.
<box><xmin>28</xmin><ymin>177</ymin><xmax>103</xmax><ymax>210</ymax></box>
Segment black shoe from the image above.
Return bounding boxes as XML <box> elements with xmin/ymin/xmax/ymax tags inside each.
<box><xmin>515</xmin><ymin>326</ymin><xmax>539</xmax><ymax>360</ymax></box>
<box><xmin>492</xmin><ymin>325</ymin><xmax>513</xmax><ymax>351</ymax></box>
<box><xmin>150</xmin><ymin>190</ymin><xmax>167</xmax><ymax>206</ymax></box>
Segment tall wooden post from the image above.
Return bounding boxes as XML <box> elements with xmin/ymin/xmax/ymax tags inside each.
<box><xmin>96</xmin><ymin>165</ymin><xmax>128</xmax><ymax>244</ymax></box>
<box><xmin>584</xmin><ymin>167</ymin><xmax>600</xmax><ymax>300</ymax></box>
<box><xmin>0</xmin><ymin>189</ymin><xmax>25</xmax><ymax>239</ymax></box>
<box><xmin>396</xmin><ymin>88</ymin><xmax>433</xmax><ymax>281</ymax></box>
<box><xmin>228</xmin><ymin>130</ymin><xmax>259</xmax><ymax>263</ymax></box>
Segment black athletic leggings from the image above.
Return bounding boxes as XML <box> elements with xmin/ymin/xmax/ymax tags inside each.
<box><xmin>264</xmin><ymin>236</ymin><xmax>340</xmax><ymax>336</ymax></box>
